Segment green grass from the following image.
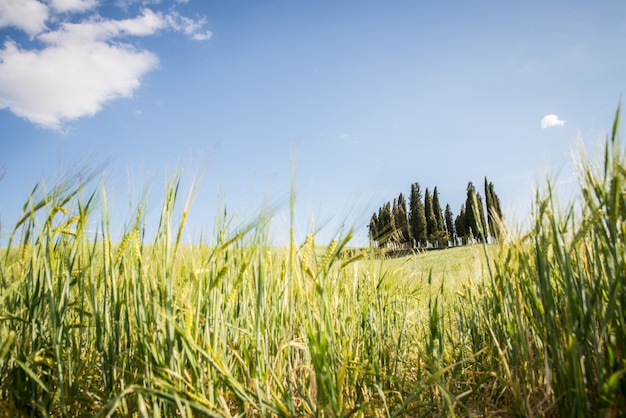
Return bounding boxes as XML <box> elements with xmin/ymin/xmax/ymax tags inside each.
<box><xmin>472</xmin><ymin>107</ymin><xmax>626</xmax><ymax>417</ymax></box>
<box><xmin>1</xmin><ymin>107</ymin><xmax>625</xmax><ymax>417</ymax></box>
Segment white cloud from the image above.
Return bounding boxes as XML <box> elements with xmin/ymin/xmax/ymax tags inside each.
<box><xmin>0</xmin><ymin>2</ymin><xmax>212</xmax><ymax>130</ymax></box>
<box><xmin>38</xmin><ymin>8</ymin><xmax>166</xmax><ymax>44</ymax></box>
<box><xmin>541</xmin><ymin>114</ymin><xmax>566</xmax><ymax>129</ymax></box>
<box><xmin>0</xmin><ymin>39</ymin><xmax>157</xmax><ymax>129</ymax></box>
<box><xmin>164</xmin><ymin>11</ymin><xmax>212</xmax><ymax>41</ymax></box>
<box><xmin>48</xmin><ymin>0</ymin><xmax>98</xmax><ymax>13</ymax></box>
<box><xmin>0</xmin><ymin>0</ymin><xmax>49</xmax><ymax>35</ymax></box>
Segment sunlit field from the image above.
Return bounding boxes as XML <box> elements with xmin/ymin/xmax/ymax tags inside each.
<box><xmin>1</xmin><ymin>109</ymin><xmax>625</xmax><ymax>417</ymax></box>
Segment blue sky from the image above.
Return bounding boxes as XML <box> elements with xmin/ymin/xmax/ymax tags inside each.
<box><xmin>1</xmin><ymin>0</ymin><xmax>625</xmax><ymax>245</ymax></box>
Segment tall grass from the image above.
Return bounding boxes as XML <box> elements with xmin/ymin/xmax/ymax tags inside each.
<box><xmin>475</xmin><ymin>106</ymin><xmax>626</xmax><ymax>416</ymax></box>
<box><xmin>1</xmin><ymin>107</ymin><xmax>624</xmax><ymax>416</ymax></box>
<box><xmin>1</xmin><ymin>170</ymin><xmax>479</xmax><ymax>416</ymax></box>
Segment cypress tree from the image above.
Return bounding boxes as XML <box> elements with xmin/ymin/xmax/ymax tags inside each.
<box><xmin>394</xmin><ymin>193</ymin><xmax>410</xmax><ymax>248</ymax></box>
<box><xmin>387</xmin><ymin>201</ymin><xmax>394</xmax><ymax>247</ymax></box>
<box><xmin>376</xmin><ymin>205</ymin><xmax>388</xmax><ymax>247</ymax></box>
<box><xmin>484</xmin><ymin>177</ymin><xmax>495</xmax><ymax>241</ymax></box>
<box><xmin>492</xmin><ymin>186</ymin><xmax>503</xmax><ymax>220</ymax></box>
<box><xmin>464</xmin><ymin>182</ymin><xmax>486</xmax><ymax>242</ymax></box>
<box><xmin>391</xmin><ymin>199</ymin><xmax>400</xmax><ymax>247</ymax></box>
<box><xmin>375</xmin><ymin>205</ymin><xmax>382</xmax><ymax>246</ymax></box>
<box><xmin>432</xmin><ymin>186</ymin><xmax>445</xmax><ymax>233</ymax></box>
<box><xmin>409</xmin><ymin>183</ymin><xmax>427</xmax><ymax>247</ymax></box>
<box><xmin>464</xmin><ymin>183</ymin><xmax>475</xmax><ymax>240</ymax></box>
<box><xmin>476</xmin><ymin>192</ymin><xmax>487</xmax><ymax>242</ymax></box>
<box><xmin>455</xmin><ymin>204</ymin><xmax>467</xmax><ymax>245</ymax></box>
<box><xmin>485</xmin><ymin>178</ymin><xmax>504</xmax><ymax>242</ymax></box>
<box><xmin>444</xmin><ymin>203</ymin><xmax>455</xmax><ymax>244</ymax></box>
<box><xmin>424</xmin><ymin>188</ymin><xmax>437</xmax><ymax>244</ymax></box>
<box><xmin>380</xmin><ymin>201</ymin><xmax>394</xmax><ymax>247</ymax></box>
<box><xmin>369</xmin><ymin>212</ymin><xmax>379</xmax><ymax>245</ymax></box>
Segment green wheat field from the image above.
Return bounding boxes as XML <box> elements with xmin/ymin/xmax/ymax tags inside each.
<box><xmin>1</xmin><ymin>109</ymin><xmax>625</xmax><ymax>417</ymax></box>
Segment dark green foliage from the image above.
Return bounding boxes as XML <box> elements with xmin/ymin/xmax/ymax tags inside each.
<box><xmin>463</xmin><ymin>183</ymin><xmax>476</xmax><ymax>239</ymax></box>
<box><xmin>424</xmin><ymin>188</ymin><xmax>437</xmax><ymax>243</ymax></box>
<box><xmin>409</xmin><ymin>183</ymin><xmax>427</xmax><ymax>247</ymax></box>
<box><xmin>368</xmin><ymin>212</ymin><xmax>378</xmax><ymax>244</ymax></box>
<box><xmin>376</xmin><ymin>202</ymin><xmax>393</xmax><ymax>247</ymax></box>
<box><xmin>371</xmin><ymin>196</ymin><xmax>411</xmax><ymax>248</ymax></box>
<box><xmin>391</xmin><ymin>198</ymin><xmax>399</xmax><ymax>245</ymax></box>
<box><xmin>454</xmin><ymin>205</ymin><xmax>467</xmax><ymax>244</ymax></box>
<box><xmin>371</xmin><ymin>179</ymin><xmax>503</xmax><ymax>249</ymax></box>
<box><xmin>393</xmin><ymin>193</ymin><xmax>411</xmax><ymax>248</ymax></box>
<box><xmin>484</xmin><ymin>177</ymin><xmax>493</xmax><ymax>239</ymax></box>
<box><xmin>444</xmin><ymin>204</ymin><xmax>454</xmax><ymax>244</ymax></box>
<box><xmin>484</xmin><ymin>177</ymin><xmax>504</xmax><ymax>242</ymax></box>
<box><xmin>477</xmin><ymin>193</ymin><xmax>487</xmax><ymax>240</ymax></box>
<box><xmin>432</xmin><ymin>187</ymin><xmax>445</xmax><ymax>233</ymax></box>
<box><xmin>464</xmin><ymin>182</ymin><xmax>486</xmax><ymax>242</ymax></box>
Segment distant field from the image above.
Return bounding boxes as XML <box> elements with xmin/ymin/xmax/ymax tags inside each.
<box><xmin>384</xmin><ymin>245</ymin><xmax>493</xmax><ymax>283</ymax></box>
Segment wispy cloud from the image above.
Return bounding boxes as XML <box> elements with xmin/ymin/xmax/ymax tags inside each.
<box><xmin>49</xmin><ymin>0</ymin><xmax>98</xmax><ymax>13</ymax></box>
<box><xmin>164</xmin><ymin>11</ymin><xmax>212</xmax><ymax>41</ymax></box>
<box><xmin>541</xmin><ymin>114</ymin><xmax>566</xmax><ymax>129</ymax></box>
<box><xmin>0</xmin><ymin>1</ymin><xmax>211</xmax><ymax>130</ymax></box>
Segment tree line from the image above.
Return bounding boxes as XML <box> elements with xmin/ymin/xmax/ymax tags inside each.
<box><xmin>368</xmin><ymin>178</ymin><xmax>504</xmax><ymax>249</ymax></box>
